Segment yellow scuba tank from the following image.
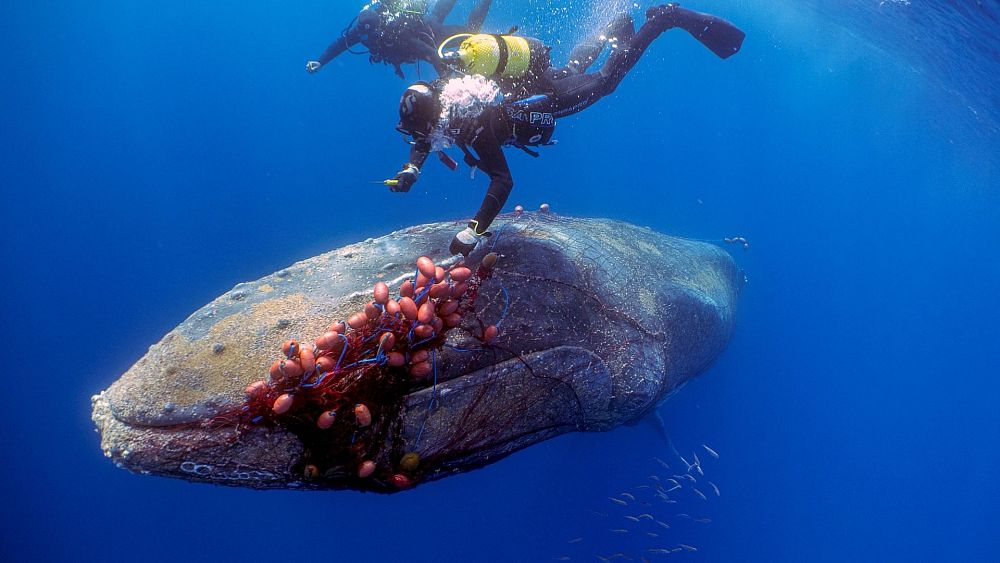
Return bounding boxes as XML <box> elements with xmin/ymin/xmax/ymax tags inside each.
<box><xmin>438</xmin><ymin>33</ymin><xmax>551</xmax><ymax>83</ymax></box>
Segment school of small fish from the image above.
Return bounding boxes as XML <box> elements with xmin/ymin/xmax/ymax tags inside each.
<box><xmin>553</xmin><ymin>442</ymin><xmax>723</xmax><ymax>561</ymax></box>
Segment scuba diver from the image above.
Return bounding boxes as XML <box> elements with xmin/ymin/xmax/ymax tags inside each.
<box><xmin>306</xmin><ymin>0</ymin><xmax>494</xmax><ymax>78</ymax></box>
<box><xmin>386</xmin><ymin>4</ymin><xmax>747</xmax><ymax>255</ymax></box>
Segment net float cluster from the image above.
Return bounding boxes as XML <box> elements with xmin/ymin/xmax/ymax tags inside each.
<box><xmin>240</xmin><ymin>252</ymin><xmax>501</xmax><ymax>489</ymax></box>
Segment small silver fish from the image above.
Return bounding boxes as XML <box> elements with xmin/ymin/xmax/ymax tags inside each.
<box><xmin>655</xmin><ymin>457</ymin><xmax>671</xmax><ymax>470</ymax></box>
<box><xmin>679</xmin><ymin>544</ymin><xmax>698</xmax><ymax>552</ymax></box>
<box><xmin>638</xmin><ymin>513</ymin><xmax>654</xmax><ymax>521</ymax></box>
<box><xmin>648</xmin><ymin>475</ymin><xmax>661</xmax><ymax>482</ymax></box>
<box><xmin>555</xmin><ymin>558</ymin><xmax>571</xmax><ymax>561</ymax></box>
<box><xmin>610</xmin><ymin>528</ymin><xmax>629</xmax><ymax>534</ymax></box>
<box><xmin>569</xmin><ymin>538</ymin><xmax>584</xmax><ymax>544</ymax></box>
<box><xmin>646</xmin><ymin>532</ymin><xmax>659</xmax><ymax>538</ymax></box>
<box><xmin>625</xmin><ymin>516</ymin><xmax>640</xmax><ymax>522</ymax></box>
<box><xmin>655</xmin><ymin>520</ymin><xmax>671</xmax><ymax>529</ymax></box>
<box><xmin>702</xmin><ymin>444</ymin><xmax>720</xmax><ymax>459</ymax></box>
<box><xmin>694</xmin><ymin>518</ymin><xmax>712</xmax><ymax>524</ymax></box>
<box><xmin>647</xmin><ymin>548</ymin><xmax>671</xmax><ymax>554</ymax></box>
<box><xmin>609</xmin><ymin>497</ymin><xmax>628</xmax><ymax>506</ymax></box>
<box><xmin>693</xmin><ymin>488</ymin><xmax>707</xmax><ymax>500</ymax></box>
<box><xmin>709</xmin><ymin>481</ymin><xmax>721</xmax><ymax>497</ymax></box>
<box><xmin>620</xmin><ymin>492</ymin><xmax>636</xmax><ymax>501</ymax></box>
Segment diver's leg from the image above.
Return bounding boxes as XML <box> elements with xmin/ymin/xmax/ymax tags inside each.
<box><xmin>592</xmin><ymin>4</ymin><xmax>744</xmax><ymax>90</ymax></box>
<box><xmin>546</xmin><ymin>73</ymin><xmax>607</xmax><ymax>118</ymax></box>
<box><xmin>545</xmin><ymin>7</ymin><xmax>678</xmax><ymax>117</ymax></box>
<box><xmin>562</xmin><ymin>12</ymin><xmax>635</xmax><ymax>76</ymax></box>
<box><xmin>430</xmin><ymin>0</ymin><xmax>459</xmax><ymax>25</ymax></box>
<box><xmin>589</xmin><ymin>7</ymin><xmax>677</xmax><ymax>93</ymax></box>
<box><xmin>466</xmin><ymin>0</ymin><xmax>493</xmax><ymax>32</ymax></box>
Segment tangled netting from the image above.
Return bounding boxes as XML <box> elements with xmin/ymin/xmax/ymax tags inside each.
<box><xmin>233</xmin><ymin>251</ymin><xmax>504</xmax><ymax>491</ymax></box>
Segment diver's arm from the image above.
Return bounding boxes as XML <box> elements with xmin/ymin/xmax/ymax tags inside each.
<box><xmin>390</xmin><ymin>141</ymin><xmax>432</xmax><ymax>193</ymax></box>
<box><xmin>411</xmin><ymin>37</ymin><xmax>443</xmax><ymax>68</ymax></box>
<box><xmin>390</xmin><ymin>36</ymin><xmax>442</xmax><ymax>76</ymax></box>
<box><xmin>307</xmin><ymin>27</ymin><xmax>362</xmax><ymax>72</ymax></box>
<box><xmin>408</xmin><ymin>141</ymin><xmax>432</xmax><ymax>170</ymax></box>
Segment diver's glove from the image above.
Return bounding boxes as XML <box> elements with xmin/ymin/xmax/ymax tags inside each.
<box><xmin>390</xmin><ymin>164</ymin><xmax>420</xmax><ymax>193</ymax></box>
<box><xmin>306</xmin><ymin>61</ymin><xmax>322</xmax><ymax>73</ymax></box>
<box><xmin>449</xmin><ymin>224</ymin><xmax>489</xmax><ymax>256</ymax></box>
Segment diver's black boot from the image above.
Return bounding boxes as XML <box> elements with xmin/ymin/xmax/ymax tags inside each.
<box><xmin>646</xmin><ymin>3</ymin><xmax>746</xmax><ymax>59</ymax></box>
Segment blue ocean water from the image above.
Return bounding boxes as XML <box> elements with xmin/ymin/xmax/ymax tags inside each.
<box><xmin>2</xmin><ymin>1</ymin><xmax>998</xmax><ymax>561</ymax></box>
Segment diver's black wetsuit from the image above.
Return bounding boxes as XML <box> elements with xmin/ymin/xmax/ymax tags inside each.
<box><xmin>403</xmin><ymin>7</ymin><xmax>717</xmax><ymax>233</ymax></box>
<box><xmin>312</xmin><ymin>0</ymin><xmax>493</xmax><ymax>77</ymax></box>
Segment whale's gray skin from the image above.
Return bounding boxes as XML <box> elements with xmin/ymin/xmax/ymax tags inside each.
<box><xmin>92</xmin><ymin>214</ymin><xmax>741</xmax><ymax>490</ymax></box>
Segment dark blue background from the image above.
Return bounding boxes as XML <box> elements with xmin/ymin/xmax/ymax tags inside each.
<box><xmin>2</xmin><ymin>1</ymin><xmax>998</xmax><ymax>561</ymax></box>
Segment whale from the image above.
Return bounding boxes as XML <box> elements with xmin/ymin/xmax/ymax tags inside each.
<box><xmin>92</xmin><ymin>213</ymin><xmax>741</xmax><ymax>491</ymax></box>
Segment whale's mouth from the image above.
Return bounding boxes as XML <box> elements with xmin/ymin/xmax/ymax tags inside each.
<box><xmin>106</xmin><ymin>392</ymin><xmax>233</xmax><ymax>428</ymax></box>
<box><xmin>92</xmin><ymin>388</ymin><xmax>303</xmax><ymax>488</ymax></box>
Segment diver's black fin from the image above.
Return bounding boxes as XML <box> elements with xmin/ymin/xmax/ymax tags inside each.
<box><xmin>671</xmin><ymin>7</ymin><xmax>746</xmax><ymax>59</ymax></box>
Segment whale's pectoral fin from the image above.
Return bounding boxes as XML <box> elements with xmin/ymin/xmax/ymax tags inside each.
<box><xmin>629</xmin><ymin>409</ymin><xmax>671</xmax><ymax>447</ymax></box>
<box><xmin>401</xmin><ymin>346</ymin><xmax>613</xmax><ymax>474</ymax></box>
